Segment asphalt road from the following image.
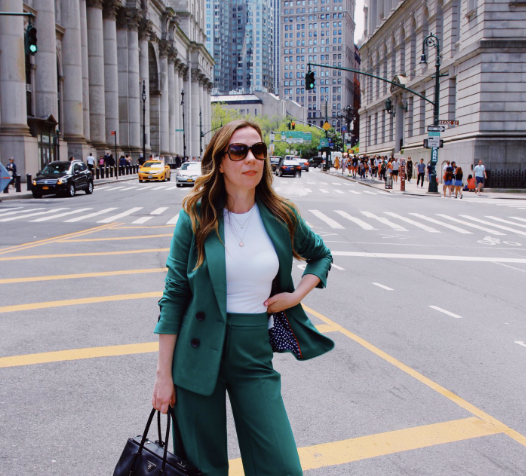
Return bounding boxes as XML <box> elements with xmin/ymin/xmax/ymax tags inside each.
<box><xmin>1</xmin><ymin>169</ymin><xmax>526</xmax><ymax>475</ymax></box>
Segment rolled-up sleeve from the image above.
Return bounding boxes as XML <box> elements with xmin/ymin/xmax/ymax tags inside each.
<box><xmin>293</xmin><ymin>212</ymin><xmax>333</xmax><ymax>289</ymax></box>
<box><xmin>154</xmin><ymin>210</ymin><xmax>194</xmax><ymax>335</ymax></box>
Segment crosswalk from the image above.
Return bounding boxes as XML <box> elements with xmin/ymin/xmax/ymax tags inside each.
<box><xmin>1</xmin><ymin>205</ymin><xmax>525</xmax><ymax>238</ymax></box>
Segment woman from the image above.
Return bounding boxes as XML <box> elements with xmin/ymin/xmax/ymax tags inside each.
<box><xmin>454</xmin><ymin>166</ymin><xmax>464</xmax><ymax>199</ymax></box>
<box><xmin>443</xmin><ymin>164</ymin><xmax>454</xmax><ymax>197</ymax></box>
<box><xmin>152</xmin><ymin>119</ymin><xmax>334</xmax><ymax>476</ymax></box>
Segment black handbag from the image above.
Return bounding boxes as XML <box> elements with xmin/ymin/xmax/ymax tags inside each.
<box><xmin>113</xmin><ymin>407</ymin><xmax>202</xmax><ymax>476</ymax></box>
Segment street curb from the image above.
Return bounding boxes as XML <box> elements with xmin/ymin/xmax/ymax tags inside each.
<box><xmin>0</xmin><ymin>175</ymin><xmax>137</xmax><ymax>202</ymax></box>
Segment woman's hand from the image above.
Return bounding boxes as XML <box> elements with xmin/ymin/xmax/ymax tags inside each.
<box><xmin>264</xmin><ymin>292</ymin><xmax>301</xmax><ymax>314</ymax></box>
<box><xmin>152</xmin><ymin>374</ymin><xmax>176</xmax><ymax>414</ymax></box>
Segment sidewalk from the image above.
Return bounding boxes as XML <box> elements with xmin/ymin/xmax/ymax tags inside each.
<box><xmin>0</xmin><ymin>174</ymin><xmax>137</xmax><ymax>202</ymax></box>
<box><xmin>325</xmin><ymin>168</ymin><xmax>526</xmax><ymax>200</ymax></box>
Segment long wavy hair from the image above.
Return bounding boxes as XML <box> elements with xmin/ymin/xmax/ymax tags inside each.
<box><xmin>182</xmin><ymin>119</ymin><xmax>301</xmax><ymax>268</ymax></box>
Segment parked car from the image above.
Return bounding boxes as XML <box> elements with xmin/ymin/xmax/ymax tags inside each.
<box><xmin>138</xmin><ymin>160</ymin><xmax>171</xmax><ymax>182</ymax></box>
<box><xmin>32</xmin><ymin>160</ymin><xmax>93</xmax><ymax>198</ymax></box>
<box><xmin>275</xmin><ymin>158</ymin><xmax>302</xmax><ymax>177</ymax></box>
<box><xmin>309</xmin><ymin>156</ymin><xmax>325</xmax><ymax>168</ymax></box>
<box><xmin>175</xmin><ymin>162</ymin><xmax>202</xmax><ymax>187</ymax></box>
<box><xmin>270</xmin><ymin>156</ymin><xmax>281</xmax><ymax>172</ymax></box>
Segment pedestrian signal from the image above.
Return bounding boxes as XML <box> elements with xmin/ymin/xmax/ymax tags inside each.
<box><xmin>305</xmin><ymin>71</ymin><xmax>315</xmax><ymax>90</ymax></box>
<box><xmin>291</xmin><ymin>121</ymin><xmax>295</xmax><ymax>130</ymax></box>
<box><xmin>288</xmin><ymin>121</ymin><xmax>291</xmax><ymax>130</ymax></box>
<box><xmin>26</xmin><ymin>25</ymin><xmax>38</xmax><ymax>55</ymax></box>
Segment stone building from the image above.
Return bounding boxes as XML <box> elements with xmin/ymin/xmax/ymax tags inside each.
<box><xmin>279</xmin><ymin>0</ymin><xmax>357</xmax><ymax>130</ymax></box>
<box><xmin>0</xmin><ymin>0</ymin><xmax>213</xmax><ymax>178</ymax></box>
<box><xmin>359</xmin><ymin>0</ymin><xmax>526</xmax><ymax>171</ymax></box>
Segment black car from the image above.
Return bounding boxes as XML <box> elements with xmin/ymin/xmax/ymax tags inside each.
<box><xmin>270</xmin><ymin>156</ymin><xmax>281</xmax><ymax>172</ymax></box>
<box><xmin>309</xmin><ymin>156</ymin><xmax>325</xmax><ymax>168</ymax></box>
<box><xmin>32</xmin><ymin>161</ymin><xmax>94</xmax><ymax>198</ymax></box>
<box><xmin>275</xmin><ymin>158</ymin><xmax>302</xmax><ymax>177</ymax></box>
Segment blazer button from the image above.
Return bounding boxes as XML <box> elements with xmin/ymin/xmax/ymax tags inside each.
<box><xmin>191</xmin><ymin>338</ymin><xmax>200</xmax><ymax>348</ymax></box>
<box><xmin>196</xmin><ymin>312</ymin><xmax>205</xmax><ymax>321</ymax></box>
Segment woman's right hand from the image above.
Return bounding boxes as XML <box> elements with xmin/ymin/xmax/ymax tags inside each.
<box><xmin>152</xmin><ymin>374</ymin><xmax>176</xmax><ymax>414</ymax></box>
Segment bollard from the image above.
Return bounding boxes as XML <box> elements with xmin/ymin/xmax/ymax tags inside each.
<box><xmin>96</xmin><ymin>168</ymin><xmax>100</xmax><ymax>179</ymax></box>
<box><xmin>110</xmin><ymin>166</ymin><xmax>113</xmax><ymax>178</ymax></box>
<box><xmin>15</xmin><ymin>175</ymin><xmax>21</xmax><ymax>192</ymax></box>
<box><xmin>101</xmin><ymin>167</ymin><xmax>105</xmax><ymax>179</ymax></box>
<box><xmin>26</xmin><ymin>174</ymin><xmax>32</xmax><ymax>191</ymax></box>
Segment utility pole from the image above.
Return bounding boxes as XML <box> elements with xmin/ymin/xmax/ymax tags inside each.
<box><xmin>199</xmin><ymin>108</ymin><xmax>203</xmax><ymax>157</ymax></box>
<box><xmin>181</xmin><ymin>90</ymin><xmax>187</xmax><ymax>162</ymax></box>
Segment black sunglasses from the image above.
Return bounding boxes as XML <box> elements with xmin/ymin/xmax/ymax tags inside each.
<box><xmin>226</xmin><ymin>142</ymin><xmax>267</xmax><ymax>161</ymax></box>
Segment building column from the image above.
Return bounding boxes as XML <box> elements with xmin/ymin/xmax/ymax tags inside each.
<box><xmin>138</xmin><ymin>19</ymin><xmax>151</xmax><ymax>157</ymax></box>
<box><xmin>159</xmin><ymin>41</ymin><xmax>170</xmax><ymax>157</ymax></box>
<box><xmin>87</xmin><ymin>0</ymin><xmax>106</xmax><ymax>153</ymax></box>
<box><xmin>61</xmin><ymin>0</ymin><xmax>86</xmax><ymax>159</ymax></box>
<box><xmin>191</xmin><ymin>68</ymin><xmax>200</xmax><ymax>158</ymax></box>
<box><xmin>116</xmin><ymin>11</ymin><xmax>129</xmax><ymax>153</ymax></box>
<box><xmin>184</xmin><ymin>66</ymin><xmax>192</xmax><ymax>159</ymax></box>
<box><xmin>103</xmin><ymin>0</ymin><xmax>120</xmax><ymax>153</ymax></box>
<box><xmin>80</xmin><ymin>0</ymin><xmax>91</xmax><ymax>145</ymax></box>
<box><xmin>198</xmin><ymin>78</ymin><xmax>204</xmax><ymax>157</ymax></box>
<box><xmin>168</xmin><ymin>51</ymin><xmax>176</xmax><ymax>157</ymax></box>
<box><xmin>127</xmin><ymin>12</ymin><xmax>141</xmax><ymax>159</ymax></box>
<box><xmin>173</xmin><ymin>60</ymin><xmax>181</xmax><ymax>153</ymax></box>
<box><xmin>34</xmin><ymin>0</ymin><xmax>59</xmax><ymax>120</ymax></box>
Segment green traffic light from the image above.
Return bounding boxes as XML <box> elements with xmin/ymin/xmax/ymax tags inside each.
<box><xmin>29</xmin><ymin>45</ymin><xmax>37</xmax><ymax>53</ymax></box>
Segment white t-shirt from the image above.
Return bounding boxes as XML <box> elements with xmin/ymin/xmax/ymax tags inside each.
<box><xmin>86</xmin><ymin>155</ymin><xmax>95</xmax><ymax>165</ymax></box>
<box><xmin>392</xmin><ymin>161</ymin><xmax>399</xmax><ymax>171</ymax></box>
<box><xmin>474</xmin><ymin>164</ymin><xmax>485</xmax><ymax>177</ymax></box>
<box><xmin>224</xmin><ymin>204</ymin><xmax>279</xmax><ymax>314</ymax></box>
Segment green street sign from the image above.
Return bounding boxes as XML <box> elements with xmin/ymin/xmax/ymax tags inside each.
<box><xmin>319</xmin><ymin>138</ymin><xmax>329</xmax><ymax>148</ymax></box>
<box><xmin>175</xmin><ymin>129</ymin><xmax>184</xmax><ymax>132</ymax></box>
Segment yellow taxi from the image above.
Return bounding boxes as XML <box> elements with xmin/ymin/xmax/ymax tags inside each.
<box><xmin>138</xmin><ymin>160</ymin><xmax>171</xmax><ymax>182</ymax></box>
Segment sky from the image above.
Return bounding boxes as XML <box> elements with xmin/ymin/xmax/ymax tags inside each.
<box><xmin>354</xmin><ymin>0</ymin><xmax>365</xmax><ymax>43</ymax></box>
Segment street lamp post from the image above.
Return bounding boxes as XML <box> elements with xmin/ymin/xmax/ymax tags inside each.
<box><xmin>141</xmin><ymin>80</ymin><xmax>146</xmax><ymax>163</ymax></box>
<box><xmin>180</xmin><ymin>90</ymin><xmax>187</xmax><ymax>162</ymax></box>
<box><xmin>420</xmin><ymin>32</ymin><xmax>442</xmax><ymax>193</ymax></box>
<box><xmin>199</xmin><ymin>108</ymin><xmax>203</xmax><ymax>157</ymax></box>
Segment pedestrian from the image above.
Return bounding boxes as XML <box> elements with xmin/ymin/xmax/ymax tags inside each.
<box><xmin>442</xmin><ymin>161</ymin><xmax>451</xmax><ymax>195</ymax></box>
<box><xmin>392</xmin><ymin>158</ymin><xmax>399</xmax><ymax>183</ymax></box>
<box><xmin>138</xmin><ymin>155</ymin><xmax>145</xmax><ymax>166</ymax></box>
<box><xmin>175</xmin><ymin>154</ymin><xmax>181</xmax><ymax>168</ymax></box>
<box><xmin>352</xmin><ymin>155</ymin><xmax>358</xmax><ymax>177</ymax></box>
<box><xmin>454</xmin><ymin>166</ymin><xmax>463</xmax><ymax>199</ymax></box>
<box><xmin>6</xmin><ymin>157</ymin><xmax>17</xmax><ymax>190</ymax></box>
<box><xmin>86</xmin><ymin>152</ymin><xmax>95</xmax><ymax>172</ymax></box>
<box><xmin>443</xmin><ymin>162</ymin><xmax>454</xmax><ymax>197</ymax></box>
<box><xmin>407</xmin><ymin>157</ymin><xmax>413</xmax><ymax>182</ymax></box>
<box><xmin>99</xmin><ymin>155</ymin><xmax>105</xmax><ymax>167</ymax></box>
<box><xmin>474</xmin><ymin>159</ymin><xmax>487</xmax><ymax>195</ymax></box>
<box><xmin>416</xmin><ymin>158</ymin><xmax>426</xmax><ymax>187</ymax></box>
<box><xmin>69</xmin><ymin>156</ymin><xmax>75</xmax><ymax>162</ymax></box>
<box><xmin>152</xmin><ymin>119</ymin><xmax>333</xmax><ymax>476</ymax></box>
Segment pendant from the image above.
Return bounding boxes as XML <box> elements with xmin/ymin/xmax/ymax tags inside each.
<box><xmin>239</xmin><ymin>242</ymin><xmax>244</xmax><ymax>247</ymax></box>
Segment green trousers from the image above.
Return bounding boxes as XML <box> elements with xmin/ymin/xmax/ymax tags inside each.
<box><xmin>173</xmin><ymin>312</ymin><xmax>303</xmax><ymax>476</ymax></box>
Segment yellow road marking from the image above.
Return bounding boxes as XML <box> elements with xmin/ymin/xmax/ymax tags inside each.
<box><xmin>0</xmin><ymin>268</ymin><xmax>166</xmax><ymax>284</ymax></box>
<box><xmin>303</xmin><ymin>304</ymin><xmax>526</xmax><ymax>449</ymax></box>
<box><xmin>0</xmin><ymin>342</ymin><xmax>159</xmax><ymax>368</ymax></box>
<box><xmin>0</xmin><ymin>292</ymin><xmax>162</xmax><ymax>314</ymax></box>
<box><xmin>228</xmin><ymin>417</ymin><xmax>501</xmax><ymax>474</ymax></box>
<box><xmin>314</xmin><ymin>323</ymin><xmax>338</xmax><ymax>333</ymax></box>
<box><xmin>0</xmin><ymin>248</ymin><xmax>170</xmax><ymax>261</ymax></box>
<box><xmin>59</xmin><ymin>234</ymin><xmax>173</xmax><ymax>242</ymax></box>
<box><xmin>0</xmin><ymin>222</ymin><xmax>117</xmax><ymax>255</ymax></box>
<box><xmin>0</xmin><ymin>325</ymin><xmax>333</xmax><ymax>368</ymax></box>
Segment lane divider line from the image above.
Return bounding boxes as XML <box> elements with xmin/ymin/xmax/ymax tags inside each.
<box><xmin>429</xmin><ymin>306</ymin><xmax>463</xmax><ymax>319</ymax></box>
<box><xmin>372</xmin><ymin>283</ymin><xmax>394</xmax><ymax>291</ymax></box>
<box><xmin>302</xmin><ymin>304</ymin><xmax>526</xmax><ymax>449</ymax></box>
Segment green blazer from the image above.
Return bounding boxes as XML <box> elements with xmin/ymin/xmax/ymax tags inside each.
<box><xmin>155</xmin><ymin>199</ymin><xmax>334</xmax><ymax>396</ymax></box>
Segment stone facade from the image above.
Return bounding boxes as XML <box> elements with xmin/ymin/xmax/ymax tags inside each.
<box><xmin>359</xmin><ymin>0</ymin><xmax>526</xmax><ymax>172</ymax></box>
<box><xmin>0</xmin><ymin>0</ymin><xmax>213</xmax><ymax>178</ymax></box>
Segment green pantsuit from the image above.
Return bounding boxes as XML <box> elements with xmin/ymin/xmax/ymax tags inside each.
<box><xmin>174</xmin><ymin>312</ymin><xmax>302</xmax><ymax>476</ymax></box>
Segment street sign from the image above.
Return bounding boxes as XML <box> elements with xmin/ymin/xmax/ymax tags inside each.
<box><xmin>110</xmin><ymin>130</ymin><xmax>116</xmax><ymax>136</ymax></box>
<box><xmin>439</xmin><ymin>120</ymin><xmax>459</xmax><ymax>126</ymax></box>
<box><xmin>175</xmin><ymin>129</ymin><xmax>184</xmax><ymax>132</ymax></box>
<box><xmin>269</xmin><ymin>133</ymin><xmax>274</xmax><ymax>142</ymax></box>
<box><xmin>427</xmin><ymin>125</ymin><xmax>445</xmax><ymax>132</ymax></box>
<box><xmin>0</xmin><ymin>163</ymin><xmax>11</xmax><ymax>192</ymax></box>
<box><xmin>427</xmin><ymin>137</ymin><xmax>441</xmax><ymax>148</ymax></box>
<box><xmin>319</xmin><ymin>138</ymin><xmax>329</xmax><ymax>148</ymax></box>
<box><xmin>341</xmin><ymin>125</ymin><xmax>347</xmax><ymax>132</ymax></box>
<box><xmin>431</xmin><ymin>147</ymin><xmax>439</xmax><ymax>165</ymax></box>
<box><xmin>322</xmin><ymin>122</ymin><xmax>331</xmax><ymax>131</ymax></box>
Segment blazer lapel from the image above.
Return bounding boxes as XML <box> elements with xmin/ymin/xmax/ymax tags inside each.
<box><xmin>257</xmin><ymin>200</ymin><xmax>292</xmax><ymax>289</ymax></box>
<box><xmin>204</xmin><ymin>215</ymin><xmax>227</xmax><ymax>320</ymax></box>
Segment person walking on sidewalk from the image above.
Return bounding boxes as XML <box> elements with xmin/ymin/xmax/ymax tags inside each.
<box><xmin>474</xmin><ymin>159</ymin><xmax>487</xmax><ymax>195</ymax></box>
<box><xmin>407</xmin><ymin>157</ymin><xmax>413</xmax><ymax>182</ymax></box>
<box><xmin>454</xmin><ymin>166</ymin><xmax>464</xmax><ymax>199</ymax></box>
<box><xmin>416</xmin><ymin>159</ymin><xmax>426</xmax><ymax>187</ymax></box>
<box><xmin>152</xmin><ymin>119</ymin><xmax>333</xmax><ymax>476</ymax></box>
<box><xmin>392</xmin><ymin>158</ymin><xmax>399</xmax><ymax>183</ymax></box>
<box><xmin>443</xmin><ymin>163</ymin><xmax>454</xmax><ymax>197</ymax></box>
<box><xmin>86</xmin><ymin>153</ymin><xmax>95</xmax><ymax>172</ymax></box>
<box><xmin>6</xmin><ymin>157</ymin><xmax>17</xmax><ymax>191</ymax></box>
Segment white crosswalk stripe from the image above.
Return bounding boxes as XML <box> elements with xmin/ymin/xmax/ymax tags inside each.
<box><xmin>65</xmin><ymin>208</ymin><xmax>118</xmax><ymax>223</ymax></box>
<box><xmin>164</xmin><ymin>186</ymin><xmax>179</xmax><ymax>190</ymax></box>
<box><xmin>151</xmin><ymin>207</ymin><xmax>169</xmax><ymax>215</ymax></box>
<box><xmin>166</xmin><ymin>213</ymin><xmax>179</xmax><ymax>225</ymax></box>
<box><xmin>319</xmin><ymin>189</ymin><xmax>329</xmax><ymax>194</ymax></box>
<box><xmin>436</xmin><ymin>214</ymin><xmax>506</xmax><ymax>235</ymax></box>
<box><xmin>384</xmin><ymin>212</ymin><xmax>440</xmax><ymax>233</ymax></box>
<box><xmin>361</xmin><ymin>211</ymin><xmax>408</xmax><ymax>231</ymax></box>
<box><xmin>409</xmin><ymin>214</ymin><xmax>472</xmax><ymax>234</ymax></box>
<box><xmin>97</xmin><ymin>207</ymin><xmax>143</xmax><ymax>223</ymax></box>
<box><xmin>334</xmin><ymin>189</ymin><xmax>344</xmax><ymax>194</ymax></box>
<box><xmin>309</xmin><ymin>210</ymin><xmax>344</xmax><ymax>229</ymax></box>
<box><xmin>0</xmin><ymin>208</ymin><xmax>39</xmax><ymax>218</ymax></box>
<box><xmin>334</xmin><ymin>211</ymin><xmax>376</xmax><ymax>230</ymax></box>
<box><xmin>363</xmin><ymin>191</ymin><xmax>377</xmax><ymax>195</ymax></box>
<box><xmin>306</xmin><ymin>182</ymin><xmax>316</xmax><ymax>184</ymax></box>
<box><xmin>460</xmin><ymin>215</ymin><xmax>526</xmax><ymax>237</ymax></box>
<box><xmin>349</xmin><ymin>190</ymin><xmax>361</xmax><ymax>195</ymax></box>
<box><xmin>319</xmin><ymin>182</ymin><xmax>328</xmax><ymax>185</ymax></box>
<box><xmin>132</xmin><ymin>216</ymin><xmax>153</xmax><ymax>224</ymax></box>
<box><xmin>150</xmin><ymin>185</ymin><xmax>168</xmax><ymax>190</ymax></box>
<box><xmin>510</xmin><ymin>217</ymin><xmax>526</xmax><ymax>224</ymax></box>
<box><xmin>118</xmin><ymin>186</ymin><xmax>139</xmax><ymax>191</ymax></box>
<box><xmin>31</xmin><ymin>208</ymin><xmax>93</xmax><ymax>222</ymax></box>
<box><xmin>0</xmin><ymin>208</ymin><xmax>69</xmax><ymax>222</ymax></box>
<box><xmin>101</xmin><ymin>186</ymin><xmax>126</xmax><ymax>191</ymax></box>
<box><xmin>484</xmin><ymin>216</ymin><xmax>526</xmax><ymax>229</ymax></box>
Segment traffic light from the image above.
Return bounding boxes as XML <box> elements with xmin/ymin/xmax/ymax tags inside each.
<box><xmin>305</xmin><ymin>71</ymin><xmax>315</xmax><ymax>90</ymax></box>
<box><xmin>26</xmin><ymin>25</ymin><xmax>38</xmax><ymax>55</ymax></box>
<box><xmin>288</xmin><ymin>121</ymin><xmax>291</xmax><ymax>130</ymax></box>
<box><xmin>291</xmin><ymin>121</ymin><xmax>295</xmax><ymax>130</ymax></box>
